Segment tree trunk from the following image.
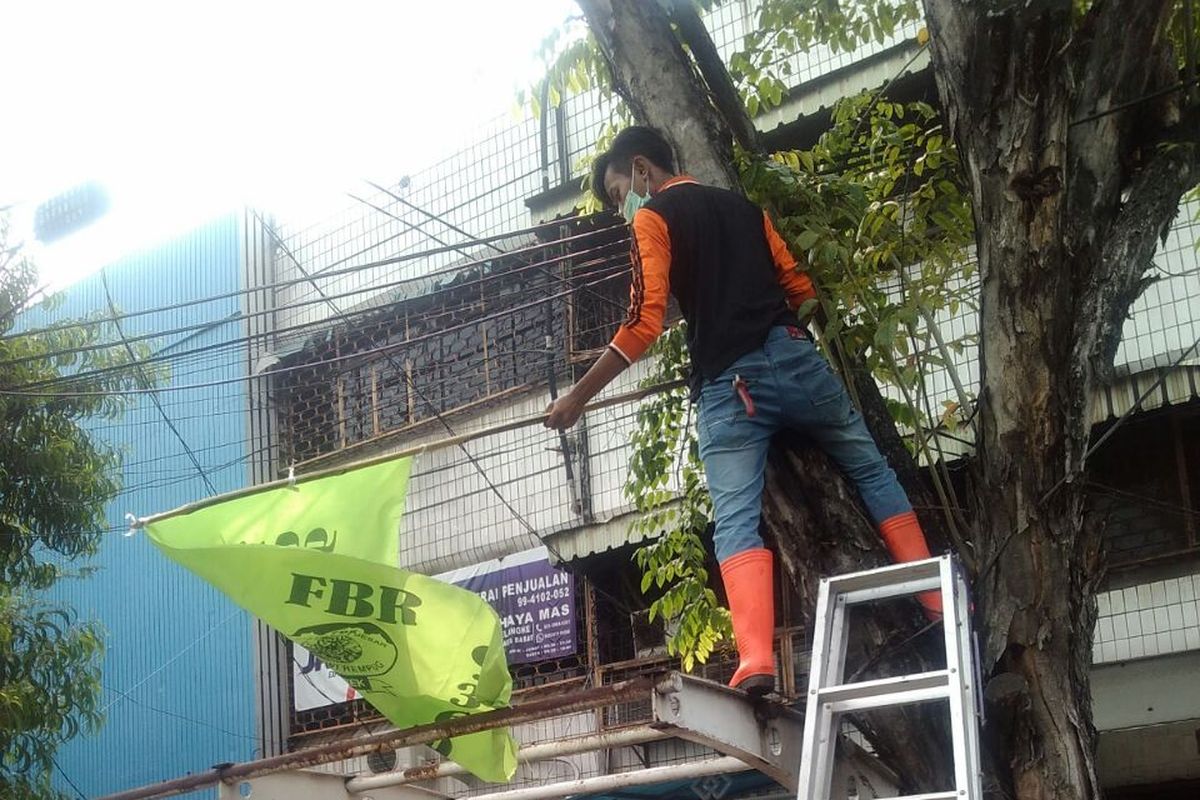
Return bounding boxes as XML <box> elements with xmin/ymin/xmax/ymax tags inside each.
<box><xmin>579</xmin><ymin>0</ymin><xmax>952</xmax><ymax>789</ymax></box>
<box><xmin>922</xmin><ymin>2</ymin><xmax>1196</xmax><ymax>797</ymax></box>
<box><xmin>576</xmin><ymin>0</ymin><xmax>741</xmax><ymax>188</ymax></box>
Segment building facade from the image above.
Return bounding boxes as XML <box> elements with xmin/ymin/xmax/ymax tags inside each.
<box><xmin>239</xmin><ymin>7</ymin><xmax>1200</xmax><ymax>799</ymax></box>
<box><xmin>35</xmin><ymin>3</ymin><xmax>1200</xmax><ymax>797</ymax></box>
<box><xmin>23</xmin><ymin>215</ymin><xmax>259</xmax><ymax>797</ymax></box>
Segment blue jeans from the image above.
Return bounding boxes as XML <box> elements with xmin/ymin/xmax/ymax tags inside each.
<box><xmin>697</xmin><ymin>326</ymin><xmax>912</xmax><ymax>563</ymax></box>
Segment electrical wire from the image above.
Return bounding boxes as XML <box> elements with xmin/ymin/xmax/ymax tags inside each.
<box><xmin>0</xmin><ymin>226</ymin><xmax>629</xmax><ymax>369</ymax></box>
<box><xmin>355</xmin><ymin>180</ymin><xmax>630</xmax><ymax>315</ymax></box>
<box><xmin>101</xmin><ymin>269</ymin><xmax>217</xmax><ymax>497</ymax></box>
<box><xmin>50</xmin><ymin>753</ymin><xmax>88</xmax><ymax>800</ymax></box>
<box><xmin>1081</xmin><ymin>480</ymin><xmax>1200</xmax><ymax>520</ymax></box>
<box><xmin>0</xmin><ymin>223</ymin><xmax>631</xmax><ymax>392</ymax></box>
<box><xmin>268</xmin><ymin>208</ymin><xmax>641</xmax><ymax>619</ymax></box>
<box><xmin>1070</xmin><ymin>77</ymin><xmax>1200</xmax><ymax>127</ymax></box>
<box><xmin>1</xmin><ymin>216</ymin><xmax>626</xmax><ymax>345</ymax></box>
<box><xmin>338</xmin><ymin>182</ymin><xmax>617</xmax><ymax>521</ymax></box>
<box><xmin>0</xmin><ymin>396</ymin><xmax>652</xmax><ymax>543</ymax></box>
<box><xmin>0</xmin><ymin>260</ymin><xmax>628</xmax><ymax>395</ymax></box>
<box><xmin>100</xmin><ymin>682</ymin><xmax>259</xmax><ymax>742</ymax></box>
<box><xmin>99</xmin><ymin>608</ymin><xmax>245</xmax><ymax>715</ymax></box>
<box><xmin>0</xmin><ymin>270</ymin><xmax>626</xmax><ymax>397</ymax></box>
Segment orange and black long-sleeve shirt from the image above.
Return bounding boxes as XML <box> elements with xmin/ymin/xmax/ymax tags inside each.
<box><xmin>608</xmin><ymin>176</ymin><xmax>816</xmax><ymax>393</ymax></box>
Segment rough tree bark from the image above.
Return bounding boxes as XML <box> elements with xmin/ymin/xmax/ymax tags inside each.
<box><xmin>920</xmin><ymin>2</ymin><xmax>1199</xmax><ymax>798</ymax></box>
<box><xmin>578</xmin><ymin>0</ymin><xmax>953</xmax><ymax>791</ymax></box>
<box><xmin>580</xmin><ymin>0</ymin><xmax>1200</xmax><ymax>797</ymax></box>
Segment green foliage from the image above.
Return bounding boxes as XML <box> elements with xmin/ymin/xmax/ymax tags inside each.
<box><xmin>625</xmin><ymin>324</ymin><xmax>731</xmax><ymax>669</ymax></box>
<box><xmin>1165</xmin><ymin>1</ymin><xmax>1198</xmax><ymax>68</ymax></box>
<box><xmin>518</xmin><ymin>14</ymin><xmax>635</xmax><ymax>215</ymax></box>
<box><xmin>741</xmin><ymin>92</ymin><xmax>976</xmax><ymax>395</ymax></box>
<box><xmin>0</xmin><ymin>595</ymin><xmax>103</xmax><ymax>798</ymax></box>
<box><xmin>0</xmin><ymin>214</ymin><xmax>152</xmax><ymax>798</ymax></box>
<box><xmin>730</xmin><ymin>0</ymin><xmax>922</xmax><ymax>117</ymax></box>
<box><xmin>524</xmin><ymin>18</ymin><xmax>612</xmax><ymax>118</ymax></box>
<box><xmin>577</xmin><ymin>112</ymin><xmax>635</xmax><ymax>216</ymax></box>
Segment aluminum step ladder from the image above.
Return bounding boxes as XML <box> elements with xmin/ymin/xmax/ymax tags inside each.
<box><xmin>796</xmin><ymin>555</ymin><xmax>983</xmax><ymax>800</ymax></box>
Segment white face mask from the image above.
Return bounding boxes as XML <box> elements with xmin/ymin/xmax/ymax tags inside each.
<box><xmin>621</xmin><ymin>165</ymin><xmax>650</xmax><ymax>223</ymax></box>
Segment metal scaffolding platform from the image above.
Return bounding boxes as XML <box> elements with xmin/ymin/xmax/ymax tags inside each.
<box><xmin>99</xmin><ymin>670</ymin><xmax>897</xmax><ymax>800</ymax></box>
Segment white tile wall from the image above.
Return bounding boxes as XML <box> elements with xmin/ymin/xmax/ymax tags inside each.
<box><xmin>1093</xmin><ymin>571</ymin><xmax>1200</xmax><ymax>663</ymax></box>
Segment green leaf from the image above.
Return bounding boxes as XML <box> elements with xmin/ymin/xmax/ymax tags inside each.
<box><xmin>795</xmin><ymin>230</ymin><xmax>821</xmax><ymax>251</ymax></box>
<box><xmin>874</xmin><ymin>316</ymin><xmax>899</xmax><ymax>351</ymax></box>
<box><xmin>797</xmin><ymin>298</ymin><xmax>820</xmax><ymax>319</ymax></box>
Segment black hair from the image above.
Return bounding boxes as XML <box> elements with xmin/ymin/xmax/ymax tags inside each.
<box><xmin>590</xmin><ymin>126</ymin><xmax>677</xmax><ymax>208</ymax></box>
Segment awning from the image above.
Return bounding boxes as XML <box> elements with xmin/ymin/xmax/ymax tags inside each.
<box><xmin>543</xmin><ymin>506</ymin><xmax>664</xmax><ymax>565</ymax></box>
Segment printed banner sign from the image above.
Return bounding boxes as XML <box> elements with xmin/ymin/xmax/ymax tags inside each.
<box><xmin>444</xmin><ymin>548</ymin><xmax>576</xmax><ymax>664</ymax></box>
<box><xmin>293</xmin><ymin>642</ymin><xmax>359</xmax><ymax>710</ymax></box>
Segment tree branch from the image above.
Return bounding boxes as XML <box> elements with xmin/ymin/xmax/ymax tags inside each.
<box><xmin>664</xmin><ymin>0</ymin><xmax>761</xmax><ymax>153</ymax></box>
<box><xmin>1073</xmin><ymin>115</ymin><xmax>1200</xmax><ymax>391</ymax></box>
<box><xmin>1066</xmin><ymin>0</ymin><xmax>1178</xmax><ymax>251</ymax></box>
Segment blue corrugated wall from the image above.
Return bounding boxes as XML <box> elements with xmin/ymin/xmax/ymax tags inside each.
<box><xmin>19</xmin><ymin>214</ymin><xmax>257</xmax><ymax>796</ymax></box>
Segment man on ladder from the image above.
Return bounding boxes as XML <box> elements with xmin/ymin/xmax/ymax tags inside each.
<box><xmin>545</xmin><ymin>126</ymin><xmax>941</xmax><ymax>697</ymax></box>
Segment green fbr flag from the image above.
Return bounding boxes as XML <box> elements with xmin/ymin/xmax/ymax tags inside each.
<box><xmin>145</xmin><ymin>457</ymin><xmax>517</xmax><ymax>783</ymax></box>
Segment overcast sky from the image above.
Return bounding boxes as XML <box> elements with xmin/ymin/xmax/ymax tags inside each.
<box><xmin>0</xmin><ymin>0</ymin><xmax>579</xmax><ymax>288</ymax></box>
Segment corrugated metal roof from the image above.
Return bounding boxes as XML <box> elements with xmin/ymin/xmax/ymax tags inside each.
<box><xmin>756</xmin><ymin>39</ymin><xmax>931</xmax><ymax>140</ymax></box>
<box><xmin>545</xmin><ymin>505</ymin><xmax>674</xmax><ymax>565</ymax></box>
<box><xmin>1096</xmin><ymin>360</ymin><xmax>1200</xmax><ymax>423</ymax></box>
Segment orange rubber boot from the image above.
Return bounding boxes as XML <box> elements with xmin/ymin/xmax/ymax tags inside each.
<box><xmin>719</xmin><ymin>548</ymin><xmax>776</xmax><ymax>695</ymax></box>
<box><xmin>878</xmin><ymin>511</ymin><xmax>942</xmax><ymax>621</ymax></box>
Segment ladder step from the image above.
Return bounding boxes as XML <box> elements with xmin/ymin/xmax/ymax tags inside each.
<box><xmin>816</xmin><ymin>669</ymin><xmax>952</xmax><ymax>713</ymax></box>
<box><xmin>840</xmin><ymin>574</ymin><xmax>943</xmax><ymax>605</ymax></box>
<box><xmin>824</xmin><ymin>556</ymin><xmax>945</xmax><ymax>596</ymax></box>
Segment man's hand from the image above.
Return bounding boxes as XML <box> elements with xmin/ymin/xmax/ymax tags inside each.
<box><xmin>543</xmin><ymin>348</ymin><xmax>630</xmax><ymax>431</ymax></box>
<box><xmin>544</xmin><ymin>392</ymin><xmax>585</xmax><ymax>430</ymax></box>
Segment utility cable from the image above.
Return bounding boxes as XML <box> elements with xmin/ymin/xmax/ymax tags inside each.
<box><xmin>2</xmin><ymin>225</ymin><xmax>630</xmax><ymax>389</ymax></box>
<box><xmin>2</xmin><ymin>216</ymin><xmax>626</xmax><ymax>345</ymax></box>
<box><xmin>260</xmin><ymin>215</ymin><xmax>642</xmax><ymax>621</ymax></box>
<box><xmin>101</xmin><ymin>682</ymin><xmax>259</xmax><ymax>742</ymax></box>
<box><xmin>348</xmin><ymin>184</ymin><xmax>605</xmax><ymax>519</ymax></box>
<box><xmin>0</xmin><ymin>254</ymin><xmax>630</xmax><ymax>387</ymax></box>
<box><xmin>345</xmin><ymin>190</ymin><xmax>629</xmax><ymax>319</ymax></box>
<box><xmin>100</xmin><ymin>269</ymin><xmax>217</xmax><ymax>496</ymax></box>
<box><xmin>0</xmin><ymin>270</ymin><xmax>625</xmax><ymax>397</ymax></box>
<box><xmin>0</xmin><ymin>226</ymin><xmax>628</xmax><ymax>366</ymax></box>
<box><xmin>99</xmin><ymin>608</ymin><xmax>244</xmax><ymax>715</ymax></box>
<box><xmin>50</xmin><ymin>754</ymin><xmax>87</xmax><ymax>800</ymax></box>
<box><xmin>361</xmin><ymin>179</ymin><xmax>630</xmax><ymax>316</ymax></box>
